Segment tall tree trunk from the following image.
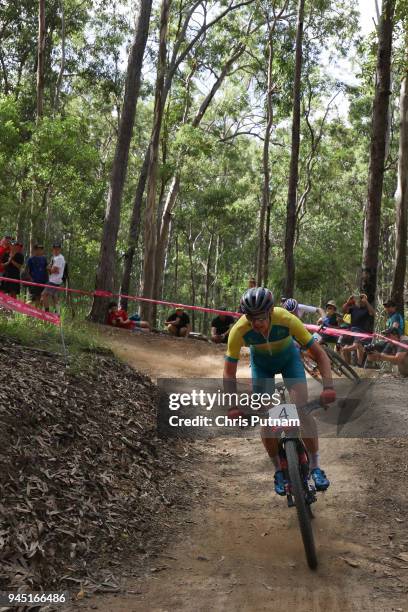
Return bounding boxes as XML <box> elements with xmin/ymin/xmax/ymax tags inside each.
<box><xmin>186</xmin><ymin>227</ymin><xmax>196</xmax><ymax>330</ymax></box>
<box><xmin>120</xmin><ymin>147</ymin><xmax>150</xmax><ymax>310</ymax></box>
<box><xmin>37</xmin><ymin>0</ymin><xmax>46</xmax><ymax>119</ymax></box>
<box><xmin>122</xmin><ymin>4</ymin><xmax>250</xmax><ymax>307</ymax></box>
<box><xmin>141</xmin><ymin>0</ymin><xmax>171</xmax><ymax>323</ymax></box>
<box><xmin>88</xmin><ymin>0</ymin><xmax>153</xmax><ymax>322</ymax></box>
<box><xmin>257</xmin><ymin>29</ymin><xmax>274</xmax><ymax>286</ymax></box>
<box><xmin>202</xmin><ymin>233</ymin><xmax>214</xmax><ymax>333</ymax></box>
<box><xmin>152</xmin><ymin>43</ymin><xmax>246</xmax><ymax>310</ymax></box>
<box><xmin>283</xmin><ymin>0</ymin><xmax>305</xmax><ymax>297</ymax></box>
<box><xmin>391</xmin><ymin>73</ymin><xmax>408</xmax><ymax>313</ymax></box>
<box><xmin>360</xmin><ymin>0</ymin><xmax>396</xmax><ymax>304</ymax></box>
<box><xmin>53</xmin><ymin>0</ymin><xmax>65</xmax><ymax>113</ymax></box>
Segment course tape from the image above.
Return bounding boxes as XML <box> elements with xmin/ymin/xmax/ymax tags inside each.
<box><xmin>0</xmin><ymin>291</ymin><xmax>60</xmax><ymax>325</ymax></box>
<box><xmin>0</xmin><ymin>276</ymin><xmax>405</xmax><ymax>349</ymax></box>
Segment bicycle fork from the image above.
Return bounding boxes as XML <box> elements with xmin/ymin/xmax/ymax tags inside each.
<box><xmin>280</xmin><ymin>440</ymin><xmax>317</xmax><ymax>508</ymax></box>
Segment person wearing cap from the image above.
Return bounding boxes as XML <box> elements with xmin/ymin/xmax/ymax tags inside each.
<box><xmin>1</xmin><ymin>241</ymin><xmax>24</xmax><ymax>298</ymax></box>
<box><xmin>26</xmin><ymin>244</ymin><xmax>48</xmax><ymax>305</ymax></box>
<box><xmin>165</xmin><ymin>307</ymin><xmax>191</xmax><ymax>337</ymax></box>
<box><xmin>41</xmin><ymin>243</ymin><xmax>65</xmax><ymax>312</ymax></box>
<box><xmin>316</xmin><ymin>300</ymin><xmax>343</xmax><ymax>344</ymax></box>
<box><xmin>210</xmin><ymin>307</ymin><xmax>235</xmax><ymax>343</ymax></box>
<box><xmin>364</xmin><ymin>300</ymin><xmax>404</xmax><ymax>359</ymax></box>
<box><xmin>383</xmin><ymin>299</ymin><xmax>404</xmax><ymax>336</ymax></box>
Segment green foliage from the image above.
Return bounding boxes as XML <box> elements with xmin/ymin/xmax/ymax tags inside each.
<box><xmin>0</xmin><ymin>0</ymin><xmax>405</xmax><ymax>336</ymax></box>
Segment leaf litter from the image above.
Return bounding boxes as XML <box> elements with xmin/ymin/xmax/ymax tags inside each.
<box><xmin>0</xmin><ymin>338</ymin><xmax>205</xmax><ymax>596</ymax></box>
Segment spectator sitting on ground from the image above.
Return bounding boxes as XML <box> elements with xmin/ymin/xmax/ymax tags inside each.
<box><xmin>366</xmin><ymin>331</ymin><xmax>408</xmax><ymax>376</ymax></box>
<box><xmin>41</xmin><ymin>243</ymin><xmax>65</xmax><ymax>313</ymax></box>
<box><xmin>210</xmin><ymin>307</ymin><xmax>235</xmax><ymax>343</ymax></box>
<box><xmin>107</xmin><ymin>302</ymin><xmax>150</xmax><ymax>331</ymax></box>
<box><xmin>165</xmin><ymin>307</ymin><xmax>191</xmax><ymax>337</ymax></box>
<box><xmin>340</xmin><ymin>293</ymin><xmax>375</xmax><ymax>366</ymax></box>
<box><xmin>0</xmin><ymin>236</ymin><xmax>12</xmax><ymax>274</ymax></box>
<box><xmin>2</xmin><ymin>241</ymin><xmax>24</xmax><ymax>298</ymax></box>
<box><xmin>128</xmin><ymin>309</ymin><xmax>151</xmax><ymax>331</ymax></box>
<box><xmin>26</xmin><ymin>244</ymin><xmax>48</xmax><ymax>305</ymax></box>
<box><xmin>362</xmin><ymin>299</ymin><xmax>404</xmax><ymax>358</ymax></box>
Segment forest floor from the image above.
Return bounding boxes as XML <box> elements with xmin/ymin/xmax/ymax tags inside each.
<box><xmin>66</xmin><ymin>326</ymin><xmax>408</xmax><ymax>612</ymax></box>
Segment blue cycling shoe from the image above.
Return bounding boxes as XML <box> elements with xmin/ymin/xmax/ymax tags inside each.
<box><xmin>274</xmin><ymin>470</ymin><xmax>287</xmax><ymax>496</ymax></box>
<box><xmin>311</xmin><ymin>467</ymin><xmax>330</xmax><ymax>491</ymax></box>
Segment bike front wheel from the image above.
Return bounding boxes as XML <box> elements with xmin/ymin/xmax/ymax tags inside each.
<box><xmin>324</xmin><ymin>346</ymin><xmax>360</xmax><ymax>382</ymax></box>
<box><xmin>285</xmin><ymin>439</ymin><xmax>318</xmax><ymax>570</ymax></box>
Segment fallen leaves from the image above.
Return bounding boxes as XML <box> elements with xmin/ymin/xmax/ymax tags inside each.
<box><xmin>0</xmin><ymin>339</ymin><xmax>203</xmax><ymax>593</ymax></box>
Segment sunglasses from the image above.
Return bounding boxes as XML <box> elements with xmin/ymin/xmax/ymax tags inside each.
<box><xmin>246</xmin><ymin>314</ymin><xmax>269</xmax><ymax>322</ymax></box>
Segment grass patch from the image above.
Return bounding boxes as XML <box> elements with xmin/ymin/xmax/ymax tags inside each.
<box><xmin>0</xmin><ymin>304</ymin><xmax>109</xmax><ymax>361</ymax></box>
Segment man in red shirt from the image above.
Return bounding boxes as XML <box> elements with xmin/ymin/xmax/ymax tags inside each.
<box><xmin>106</xmin><ymin>302</ymin><xmax>150</xmax><ymax>331</ymax></box>
<box><xmin>0</xmin><ymin>236</ymin><xmax>12</xmax><ymax>274</ymax></box>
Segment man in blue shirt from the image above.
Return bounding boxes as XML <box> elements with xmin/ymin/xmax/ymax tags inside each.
<box><xmin>26</xmin><ymin>244</ymin><xmax>48</xmax><ymax>304</ymax></box>
<box><xmin>383</xmin><ymin>299</ymin><xmax>404</xmax><ymax>335</ymax></box>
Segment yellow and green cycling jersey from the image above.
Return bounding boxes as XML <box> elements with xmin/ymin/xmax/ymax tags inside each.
<box><xmin>225</xmin><ymin>306</ymin><xmax>315</xmax><ymax>367</ymax></box>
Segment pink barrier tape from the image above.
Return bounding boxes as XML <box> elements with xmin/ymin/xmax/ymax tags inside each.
<box><xmin>1</xmin><ymin>277</ymin><xmax>406</xmax><ymax>349</ymax></box>
<box><xmin>305</xmin><ymin>324</ymin><xmax>372</xmax><ymax>340</ymax></box>
<box><xmin>0</xmin><ymin>291</ymin><xmax>60</xmax><ymax>325</ymax></box>
<box><xmin>305</xmin><ymin>323</ymin><xmax>408</xmax><ymax>351</ymax></box>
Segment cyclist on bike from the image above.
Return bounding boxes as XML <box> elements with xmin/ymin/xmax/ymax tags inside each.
<box><xmin>282</xmin><ymin>298</ymin><xmax>325</xmax><ymax>320</ymax></box>
<box><xmin>224</xmin><ymin>287</ymin><xmax>336</xmax><ymax>495</ymax></box>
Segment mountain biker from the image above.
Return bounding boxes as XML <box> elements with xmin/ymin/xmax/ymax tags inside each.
<box><xmin>223</xmin><ymin>287</ymin><xmax>336</xmax><ymax>495</ymax></box>
<box><xmin>282</xmin><ymin>298</ymin><xmax>325</xmax><ymax>320</ymax></box>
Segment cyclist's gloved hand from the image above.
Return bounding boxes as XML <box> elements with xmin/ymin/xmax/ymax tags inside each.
<box><xmin>320</xmin><ymin>387</ymin><xmax>336</xmax><ymax>406</ymax></box>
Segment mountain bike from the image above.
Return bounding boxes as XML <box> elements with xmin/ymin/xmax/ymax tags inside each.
<box><xmin>301</xmin><ymin>328</ymin><xmax>360</xmax><ymax>383</ymax></box>
<box><xmin>268</xmin><ymin>389</ymin><xmax>323</xmax><ymax>569</ymax></box>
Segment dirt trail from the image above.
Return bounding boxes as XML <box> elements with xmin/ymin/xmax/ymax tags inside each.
<box><xmin>74</xmin><ymin>327</ymin><xmax>408</xmax><ymax>611</ymax></box>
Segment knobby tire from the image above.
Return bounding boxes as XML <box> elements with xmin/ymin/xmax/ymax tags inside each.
<box><xmin>324</xmin><ymin>346</ymin><xmax>360</xmax><ymax>382</ymax></box>
<box><xmin>285</xmin><ymin>439</ymin><xmax>318</xmax><ymax>570</ymax></box>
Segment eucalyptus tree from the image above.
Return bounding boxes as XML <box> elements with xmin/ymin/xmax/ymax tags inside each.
<box><xmin>361</xmin><ymin>0</ymin><xmax>396</xmax><ymax>304</ymax></box>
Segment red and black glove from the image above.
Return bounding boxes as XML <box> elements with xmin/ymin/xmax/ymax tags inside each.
<box><xmin>320</xmin><ymin>386</ymin><xmax>336</xmax><ymax>406</ymax></box>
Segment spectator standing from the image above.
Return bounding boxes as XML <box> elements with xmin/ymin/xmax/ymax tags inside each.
<box><xmin>2</xmin><ymin>241</ymin><xmax>24</xmax><ymax>298</ymax></box>
<box><xmin>165</xmin><ymin>307</ymin><xmax>191</xmax><ymax>337</ymax></box>
<box><xmin>210</xmin><ymin>307</ymin><xmax>235</xmax><ymax>343</ymax></box>
<box><xmin>41</xmin><ymin>243</ymin><xmax>65</xmax><ymax>312</ymax></box>
<box><xmin>26</xmin><ymin>244</ymin><xmax>48</xmax><ymax>305</ymax></box>
<box><xmin>340</xmin><ymin>294</ymin><xmax>375</xmax><ymax>366</ymax></box>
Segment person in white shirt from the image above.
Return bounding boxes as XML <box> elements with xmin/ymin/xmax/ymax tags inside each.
<box><xmin>41</xmin><ymin>243</ymin><xmax>66</xmax><ymax>312</ymax></box>
<box><xmin>283</xmin><ymin>298</ymin><xmax>325</xmax><ymax>320</ymax></box>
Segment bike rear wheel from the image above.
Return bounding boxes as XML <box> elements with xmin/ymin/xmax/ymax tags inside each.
<box><xmin>324</xmin><ymin>346</ymin><xmax>360</xmax><ymax>382</ymax></box>
<box><xmin>285</xmin><ymin>439</ymin><xmax>317</xmax><ymax>569</ymax></box>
